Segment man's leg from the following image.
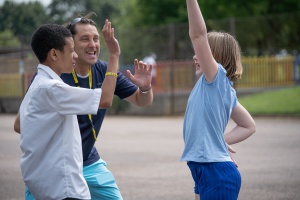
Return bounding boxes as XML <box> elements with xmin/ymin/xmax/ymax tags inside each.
<box><xmin>84</xmin><ymin>158</ymin><xmax>123</xmax><ymax>200</ymax></box>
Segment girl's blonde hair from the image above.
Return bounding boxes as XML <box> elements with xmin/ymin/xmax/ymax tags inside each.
<box><xmin>207</xmin><ymin>31</ymin><xmax>243</xmax><ymax>81</ymax></box>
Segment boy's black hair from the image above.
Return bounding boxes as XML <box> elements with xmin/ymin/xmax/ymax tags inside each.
<box><xmin>31</xmin><ymin>24</ymin><xmax>72</xmax><ymax>63</ymax></box>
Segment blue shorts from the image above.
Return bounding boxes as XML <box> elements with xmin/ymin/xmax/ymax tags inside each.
<box><xmin>25</xmin><ymin>158</ymin><xmax>123</xmax><ymax>200</ymax></box>
<box><xmin>187</xmin><ymin>161</ymin><xmax>241</xmax><ymax>200</ymax></box>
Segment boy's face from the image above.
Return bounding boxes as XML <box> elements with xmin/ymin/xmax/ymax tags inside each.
<box><xmin>57</xmin><ymin>37</ymin><xmax>78</xmax><ymax>74</ymax></box>
<box><xmin>73</xmin><ymin>24</ymin><xmax>100</xmax><ymax>67</ymax></box>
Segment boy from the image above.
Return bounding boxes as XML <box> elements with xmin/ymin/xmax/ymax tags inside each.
<box><xmin>19</xmin><ymin>21</ymin><xmax>119</xmax><ymax>200</ymax></box>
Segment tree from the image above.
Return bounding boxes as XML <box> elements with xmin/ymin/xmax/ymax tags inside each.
<box><xmin>126</xmin><ymin>0</ymin><xmax>300</xmax><ymax>56</ymax></box>
<box><xmin>0</xmin><ymin>29</ymin><xmax>20</xmax><ymax>47</ymax></box>
<box><xmin>0</xmin><ymin>1</ymin><xmax>48</xmax><ymax>44</ymax></box>
<box><xmin>47</xmin><ymin>0</ymin><xmax>86</xmax><ymax>25</ymax></box>
<box><xmin>129</xmin><ymin>0</ymin><xmax>186</xmax><ymax>27</ymax></box>
<box><xmin>47</xmin><ymin>0</ymin><xmax>119</xmax><ymax>27</ymax></box>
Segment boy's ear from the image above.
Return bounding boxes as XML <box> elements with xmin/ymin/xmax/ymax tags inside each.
<box><xmin>49</xmin><ymin>49</ymin><xmax>58</xmax><ymax>61</ymax></box>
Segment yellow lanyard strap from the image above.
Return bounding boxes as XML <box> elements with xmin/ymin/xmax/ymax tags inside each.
<box><xmin>72</xmin><ymin>67</ymin><xmax>97</xmax><ymax>141</ymax></box>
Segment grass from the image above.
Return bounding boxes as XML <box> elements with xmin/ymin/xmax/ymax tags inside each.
<box><xmin>238</xmin><ymin>86</ymin><xmax>300</xmax><ymax>116</ymax></box>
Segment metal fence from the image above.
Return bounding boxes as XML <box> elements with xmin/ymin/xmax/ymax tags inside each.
<box><xmin>0</xmin><ymin>56</ymin><xmax>297</xmax><ymax>98</ymax></box>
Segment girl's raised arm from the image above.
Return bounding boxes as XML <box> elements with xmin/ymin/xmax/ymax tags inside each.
<box><xmin>186</xmin><ymin>0</ymin><xmax>218</xmax><ymax>82</ymax></box>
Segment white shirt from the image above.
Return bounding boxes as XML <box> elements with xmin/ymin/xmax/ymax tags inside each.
<box><xmin>20</xmin><ymin>64</ymin><xmax>102</xmax><ymax>200</ymax></box>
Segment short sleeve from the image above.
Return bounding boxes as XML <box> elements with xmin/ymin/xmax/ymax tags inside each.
<box><xmin>115</xmin><ymin>71</ymin><xmax>138</xmax><ymax>99</ymax></box>
<box><xmin>48</xmin><ymin>81</ymin><xmax>102</xmax><ymax>115</ymax></box>
<box><xmin>231</xmin><ymin>87</ymin><xmax>238</xmax><ymax>109</ymax></box>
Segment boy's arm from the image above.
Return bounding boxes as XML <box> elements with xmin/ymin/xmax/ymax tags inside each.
<box><xmin>14</xmin><ymin>111</ymin><xmax>20</xmax><ymax>134</ymax></box>
<box><xmin>99</xmin><ymin>19</ymin><xmax>120</xmax><ymax>108</ymax></box>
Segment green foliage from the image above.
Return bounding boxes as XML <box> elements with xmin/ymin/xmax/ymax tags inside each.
<box><xmin>132</xmin><ymin>0</ymin><xmax>187</xmax><ymax>27</ymax></box>
<box><xmin>118</xmin><ymin>0</ymin><xmax>300</xmax><ymax>57</ymax></box>
<box><xmin>122</xmin><ymin>0</ymin><xmax>300</xmax><ymax>27</ymax></box>
<box><xmin>0</xmin><ymin>1</ymin><xmax>48</xmax><ymax>44</ymax></box>
<box><xmin>85</xmin><ymin>0</ymin><xmax>119</xmax><ymax>27</ymax></box>
<box><xmin>198</xmin><ymin>0</ymin><xmax>300</xmax><ymax>56</ymax></box>
<box><xmin>47</xmin><ymin>0</ymin><xmax>119</xmax><ymax>27</ymax></box>
<box><xmin>0</xmin><ymin>29</ymin><xmax>20</xmax><ymax>47</ymax></box>
<box><xmin>239</xmin><ymin>86</ymin><xmax>300</xmax><ymax>116</ymax></box>
<box><xmin>1</xmin><ymin>0</ymin><xmax>299</xmax><ymax>59</ymax></box>
<box><xmin>198</xmin><ymin>0</ymin><xmax>300</xmax><ymax>19</ymax></box>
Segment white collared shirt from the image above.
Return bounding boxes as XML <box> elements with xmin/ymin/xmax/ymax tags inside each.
<box><xmin>20</xmin><ymin>64</ymin><xmax>101</xmax><ymax>200</ymax></box>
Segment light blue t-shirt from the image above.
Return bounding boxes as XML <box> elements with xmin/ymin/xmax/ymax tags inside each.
<box><xmin>181</xmin><ymin>64</ymin><xmax>237</xmax><ymax>163</ymax></box>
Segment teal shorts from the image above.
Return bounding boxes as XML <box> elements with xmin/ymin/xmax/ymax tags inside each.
<box><xmin>25</xmin><ymin>158</ymin><xmax>123</xmax><ymax>200</ymax></box>
<box><xmin>84</xmin><ymin>158</ymin><xmax>123</xmax><ymax>200</ymax></box>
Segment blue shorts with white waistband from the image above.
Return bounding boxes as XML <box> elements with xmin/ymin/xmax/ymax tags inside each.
<box><xmin>25</xmin><ymin>158</ymin><xmax>122</xmax><ymax>200</ymax></box>
<box><xmin>187</xmin><ymin>161</ymin><xmax>241</xmax><ymax>200</ymax></box>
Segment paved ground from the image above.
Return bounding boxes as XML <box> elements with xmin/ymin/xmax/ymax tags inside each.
<box><xmin>0</xmin><ymin>114</ymin><xmax>299</xmax><ymax>200</ymax></box>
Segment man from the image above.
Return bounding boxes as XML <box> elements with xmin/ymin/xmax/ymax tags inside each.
<box><xmin>15</xmin><ymin>17</ymin><xmax>153</xmax><ymax>199</ymax></box>
<box><xmin>63</xmin><ymin>16</ymin><xmax>153</xmax><ymax>200</ymax></box>
<box><xmin>17</xmin><ymin>21</ymin><xmax>119</xmax><ymax>200</ymax></box>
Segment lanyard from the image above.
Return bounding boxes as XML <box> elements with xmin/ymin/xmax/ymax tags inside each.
<box><xmin>72</xmin><ymin>67</ymin><xmax>97</xmax><ymax>141</ymax></box>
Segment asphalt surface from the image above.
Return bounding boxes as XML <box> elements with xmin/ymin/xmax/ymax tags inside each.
<box><xmin>0</xmin><ymin>114</ymin><xmax>299</xmax><ymax>200</ymax></box>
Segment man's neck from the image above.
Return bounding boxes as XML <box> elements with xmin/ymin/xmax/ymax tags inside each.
<box><xmin>74</xmin><ymin>65</ymin><xmax>90</xmax><ymax>76</ymax></box>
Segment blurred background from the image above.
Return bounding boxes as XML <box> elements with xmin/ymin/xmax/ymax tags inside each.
<box><xmin>0</xmin><ymin>1</ymin><xmax>300</xmax><ymax>200</ymax></box>
<box><xmin>0</xmin><ymin>0</ymin><xmax>299</xmax><ymax>115</ymax></box>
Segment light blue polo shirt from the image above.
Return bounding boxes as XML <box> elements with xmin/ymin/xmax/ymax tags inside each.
<box><xmin>181</xmin><ymin>64</ymin><xmax>237</xmax><ymax>163</ymax></box>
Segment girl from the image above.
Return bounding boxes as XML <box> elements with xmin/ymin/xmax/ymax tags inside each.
<box><xmin>181</xmin><ymin>1</ymin><xmax>256</xmax><ymax>199</ymax></box>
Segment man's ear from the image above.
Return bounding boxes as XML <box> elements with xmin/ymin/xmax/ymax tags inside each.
<box><xmin>49</xmin><ymin>49</ymin><xmax>58</xmax><ymax>61</ymax></box>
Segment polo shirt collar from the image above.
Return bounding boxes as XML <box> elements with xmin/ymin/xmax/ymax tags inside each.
<box><xmin>37</xmin><ymin>64</ymin><xmax>63</xmax><ymax>82</ymax></box>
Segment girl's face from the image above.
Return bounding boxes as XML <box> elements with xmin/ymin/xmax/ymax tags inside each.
<box><xmin>193</xmin><ymin>55</ymin><xmax>203</xmax><ymax>77</ymax></box>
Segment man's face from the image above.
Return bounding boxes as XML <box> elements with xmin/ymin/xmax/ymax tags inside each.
<box><xmin>73</xmin><ymin>24</ymin><xmax>100</xmax><ymax>67</ymax></box>
<box><xmin>57</xmin><ymin>37</ymin><xmax>77</xmax><ymax>74</ymax></box>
